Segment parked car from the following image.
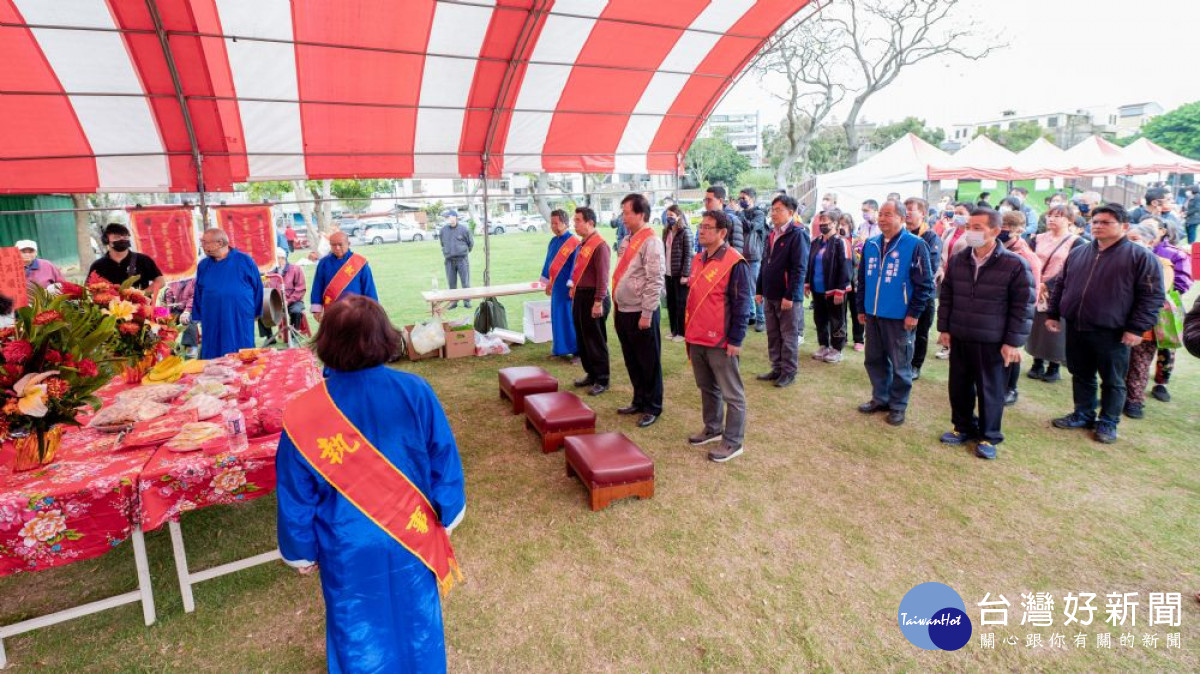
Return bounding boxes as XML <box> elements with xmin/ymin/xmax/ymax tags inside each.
<box><xmin>357</xmin><ymin>217</ymin><xmax>400</xmax><ymax>245</ymax></box>
<box><xmin>474</xmin><ymin>220</ymin><xmax>508</xmax><ymax>236</ymax></box>
<box><xmin>520</xmin><ymin>214</ymin><xmax>547</xmax><ymax>232</ymax></box>
<box><xmin>396</xmin><ymin>220</ymin><xmax>429</xmax><ymax>242</ymax></box>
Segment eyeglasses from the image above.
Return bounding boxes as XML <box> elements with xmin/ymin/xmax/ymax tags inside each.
<box><xmin>697</xmin><ymin>225</ymin><xmax>718</xmax><ymax>232</ymax></box>
<box><xmin>1090</xmin><ymin>219</ymin><xmax>1119</xmax><ymax>226</ymax></box>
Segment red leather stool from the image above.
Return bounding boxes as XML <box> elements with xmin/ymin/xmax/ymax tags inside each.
<box><xmin>523</xmin><ymin>392</ymin><xmax>595</xmax><ymax>453</ymax></box>
<box><xmin>564</xmin><ymin>432</ymin><xmax>655</xmax><ymax>511</ymax></box>
<box><xmin>498</xmin><ymin>366</ymin><xmax>559</xmax><ymax>414</ymax></box>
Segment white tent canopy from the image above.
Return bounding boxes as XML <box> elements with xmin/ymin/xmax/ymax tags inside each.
<box><xmin>1122</xmin><ymin>138</ymin><xmax>1200</xmax><ymax>175</ymax></box>
<box><xmin>814</xmin><ymin>133</ymin><xmax>950</xmax><ymax>213</ymax></box>
<box><xmin>1009</xmin><ymin>138</ymin><xmax>1078</xmax><ymax>180</ymax></box>
<box><xmin>927</xmin><ymin>135</ymin><xmax>1018</xmax><ymax>181</ymax></box>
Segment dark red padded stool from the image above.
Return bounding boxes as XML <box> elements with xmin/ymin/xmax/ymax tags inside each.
<box><xmin>523</xmin><ymin>392</ymin><xmax>595</xmax><ymax>453</ymax></box>
<box><xmin>564</xmin><ymin>432</ymin><xmax>655</xmax><ymax>511</ymax></box>
<box><xmin>499</xmin><ymin>366</ymin><xmax>558</xmax><ymax>414</ymax></box>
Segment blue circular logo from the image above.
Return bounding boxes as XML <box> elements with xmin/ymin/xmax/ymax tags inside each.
<box><xmin>898</xmin><ymin>582</ymin><xmax>972</xmax><ymax>651</ymax></box>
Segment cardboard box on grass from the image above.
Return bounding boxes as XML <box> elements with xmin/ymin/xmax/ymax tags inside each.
<box><xmin>443</xmin><ymin>321</ymin><xmax>476</xmax><ymax>359</ymax></box>
<box><xmin>404</xmin><ymin>324</ymin><xmax>442</xmax><ymax>361</ymax></box>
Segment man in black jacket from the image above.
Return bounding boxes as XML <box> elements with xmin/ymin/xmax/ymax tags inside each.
<box><xmin>737</xmin><ymin>187</ymin><xmax>769</xmax><ymax>331</ymax></box>
<box><xmin>904</xmin><ymin>198</ymin><xmax>943</xmax><ymax>380</ymax></box>
<box><xmin>703</xmin><ymin>186</ymin><xmax>745</xmax><ymax>255</ymax></box>
<box><xmin>936</xmin><ymin>207</ymin><xmax>1034</xmax><ymax>460</ymax></box>
<box><xmin>755</xmin><ymin>194</ymin><xmax>808</xmax><ymax>388</ymax></box>
<box><xmin>1046</xmin><ymin>204</ymin><xmax>1165</xmax><ymax>444</ymax></box>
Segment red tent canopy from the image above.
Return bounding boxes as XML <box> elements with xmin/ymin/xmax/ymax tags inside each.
<box><xmin>0</xmin><ymin>0</ymin><xmax>809</xmax><ymax>193</ymax></box>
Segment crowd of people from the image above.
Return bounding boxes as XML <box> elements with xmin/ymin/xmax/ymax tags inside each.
<box><xmin>532</xmin><ymin>183</ymin><xmax>1197</xmax><ymax>464</ymax></box>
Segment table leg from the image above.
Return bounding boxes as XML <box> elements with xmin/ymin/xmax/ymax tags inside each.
<box><xmin>131</xmin><ymin>526</ymin><xmax>156</xmax><ymax>626</ymax></box>
<box><xmin>168</xmin><ymin>521</ymin><xmax>195</xmax><ymax>613</ymax></box>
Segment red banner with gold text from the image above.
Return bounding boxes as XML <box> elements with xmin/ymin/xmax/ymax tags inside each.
<box><xmin>128</xmin><ymin>206</ymin><xmax>197</xmax><ymax>281</ymax></box>
<box><xmin>214</xmin><ymin>205</ymin><xmax>276</xmax><ymax>272</ymax></box>
<box><xmin>0</xmin><ymin>247</ymin><xmax>29</xmax><ymax>309</ymax></box>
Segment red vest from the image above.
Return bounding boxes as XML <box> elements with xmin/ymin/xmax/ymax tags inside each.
<box><xmin>685</xmin><ymin>245</ymin><xmax>744</xmax><ymax>348</ymax></box>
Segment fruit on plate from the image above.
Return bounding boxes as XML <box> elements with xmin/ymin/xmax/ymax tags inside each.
<box><xmin>144</xmin><ymin>355</ymin><xmax>185</xmax><ymax>383</ymax></box>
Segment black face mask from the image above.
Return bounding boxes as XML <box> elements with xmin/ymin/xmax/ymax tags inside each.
<box><xmin>666</xmin><ymin>217</ymin><xmax>677</xmax><ymax>225</ymax></box>
<box><xmin>998</xmin><ymin>230</ymin><xmax>1012</xmax><ymax>244</ymax></box>
<box><xmin>110</xmin><ymin>239</ymin><xmax>131</xmax><ymax>252</ymax></box>
<box><xmin>818</xmin><ymin>225</ymin><xmax>832</xmax><ymax>235</ymax></box>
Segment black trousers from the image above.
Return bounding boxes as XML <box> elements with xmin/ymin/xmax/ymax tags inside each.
<box><xmin>664</xmin><ymin>275</ymin><xmax>689</xmax><ymax>337</ymax></box>
<box><xmin>571</xmin><ymin>287</ymin><xmax>610</xmax><ymax>385</ymax></box>
<box><xmin>911</xmin><ymin>300</ymin><xmax>936</xmax><ymax>369</ymax></box>
<box><xmin>1006</xmin><ymin>362</ymin><xmax>1020</xmax><ymax>391</ymax></box>
<box><xmin>811</xmin><ymin>293</ymin><xmax>846</xmax><ymax>350</ymax></box>
<box><xmin>846</xmin><ymin>289</ymin><xmax>865</xmax><ymax>344</ymax></box>
<box><xmin>615</xmin><ymin>308</ymin><xmax>664</xmax><ymax>415</ymax></box>
<box><xmin>1065</xmin><ymin>326</ymin><xmax>1130</xmax><ymax>424</ymax></box>
<box><xmin>948</xmin><ymin>337</ymin><xmax>1008</xmax><ymax>444</ymax></box>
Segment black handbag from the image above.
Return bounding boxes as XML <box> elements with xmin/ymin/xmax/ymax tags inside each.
<box><xmin>473</xmin><ymin>296</ymin><xmax>508</xmax><ymax>333</ymax></box>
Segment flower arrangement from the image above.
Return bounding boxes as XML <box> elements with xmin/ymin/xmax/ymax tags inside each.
<box><xmin>86</xmin><ymin>273</ymin><xmax>180</xmax><ymax>369</ymax></box>
<box><xmin>1</xmin><ymin>283</ymin><xmax>121</xmax><ymax>466</ymax></box>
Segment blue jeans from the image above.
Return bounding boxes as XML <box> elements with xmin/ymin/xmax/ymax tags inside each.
<box><xmin>747</xmin><ymin>259</ymin><xmax>765</xmax><ymax>324</ymax></box>
<box><xmin>863</xmin><ymin>316</ymin><xmax>916</xmax><ymax>411</ymax></box>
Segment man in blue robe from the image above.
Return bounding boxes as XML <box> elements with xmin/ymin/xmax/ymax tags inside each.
<box><xmin>187</xmin><ymin>228</ymin><xmax>264</xmax><ymax>359</ymax></box>
<box><xmin>276</xmin><ymin>298</ymin><xmax>466</xmax><ymax>673</ymax></box>
<box><xmin>310</xmin><ymin>231</ymin><xmax>378</xmax><ymax>321</ymax></box>
<box><xmin>539</xmin><ymin>209</ymin><xmax>578</xmax><ymax>358</ymax></box>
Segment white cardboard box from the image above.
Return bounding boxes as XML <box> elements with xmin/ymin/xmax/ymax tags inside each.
<box><xmin>523</xmin><ymin>300</ymin><xmax>553</xmax><ymax>343</ymax></box>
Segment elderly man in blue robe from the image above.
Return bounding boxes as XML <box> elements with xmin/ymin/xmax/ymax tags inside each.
<box><xmin>539</xmin><ymin>209</ymin><xmax>579</xmax><ymax>359</ymax></box>
<box><xmin>310</xmin><ymin>230</ymin><xmax>378</xmax><ymax>322</ymax></box>
<box><xmin>186</xmin><ymin>228</ymin><xmax>264</xmax><ymax>359</ymax></box>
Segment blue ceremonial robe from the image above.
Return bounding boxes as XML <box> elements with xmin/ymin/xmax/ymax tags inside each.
<box><xmin>540</xmin><ymin>232</ymin><xmax>577</xmax><ymax>356</ymax></box>
<box><xmin>310</xmin><ymin>250</ymin><xmax>379</xmax><ymax>307</ymax></box>
<box><xmin>276</xmin><ymin>366</ymin><xmax>467</xmax><ymax>674</ymax></box>
<box><xmin>193</xmin><ymin>248</ymin><xmax>264</xmax><ymax>359</ymax></box>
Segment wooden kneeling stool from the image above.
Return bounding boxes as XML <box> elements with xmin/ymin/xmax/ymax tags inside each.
<box><xmin>564</xmin><ymin>432</ymin><xmax>655</xmax><ymax>511</ymax></box>
<box><xmin>523</xmin><ymin>392</ymin><xmax>596</xmax><ymax>453</ymax></box>
<box><xmin>498</xmin><ymin>366</ymin><xmax>559</xmax><ymax>414</ymax></box>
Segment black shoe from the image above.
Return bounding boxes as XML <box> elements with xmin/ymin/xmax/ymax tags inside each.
<box><xmin>617</xmin><ymin>405</ymin><xmax>641</xmax><ymax>415</ymax></box>
<box><xmin>1027</xmin><ymin>361</ymin><xmax>1045</xmax><ymax>380</ymax></box>
<box><xmin>448</xmin><ymin>302</ymin><xmax>459</xmax><ymax>309</ymax></box>
<box><xmin>1041</xmin><ymin>364</ymin><xmax>1061</xmax><ymax>383</ymax></box>
<box><xmin>1052</xmin><ymin>411</ymin><xmax>1094</xmax><ymax>429</ymax></box>
<box><xmin>574</xmin><ymin>376</ymin><xmax>595</xmax><ymax>388</ymax></box>
<box><xmin>1123</xmin><ymin>402</ymin><xmax>1144</xmax><ymax>419</ymax></box>
<box><xmin>464</xmin><ymin>301</ymin><xmax>472</xmax><ymax>308</ymax></box>
<box><xmin>1151</xmin><ymin>384</ymin><xmax>1171</xmax><ymax>402</ymax></box>
<box><xmin>886</xmin><ymin>410</ymin><xmax>906</xmax><ymax>426</ymax></box>
<box><xmin>754</xmin><ymin>321</ymin><xmax>765</xmax><ymax>333</ymax></box>
<box><xmin>912</xmin><ymin>367</ymin><xmax>921</xmax><ymax>381</ymax></box>
<box><xmin>774</xmin><ymin>374</ymin><xmax>795</xmax><ymax>388</ymax></box>
<box><xmin>588</xmin><ymin>383</ymin><xmax>608</xmax><ymax>396</ymax></box>
<box><xmin>756</xmin><ymin>371</ymin><xmax>781</xmax><ymax>381</ymax></box>
<box><xmin>637</xmin><ymin>413</ymin><xmax>658</xmax><ymax>428</ymax></box>
<box><xmin>1004</xmin><ymin>389</ymin><xmax>1018</xmax><ymax>406</ymax></box>
<box><xmin>858</xmin><ymin>400</ymin><xmax>888</xmax><ymax>414</ymax></box>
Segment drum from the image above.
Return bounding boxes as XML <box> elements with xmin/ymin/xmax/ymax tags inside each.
<box><xmin>260</xmin><ymin>287</ymin><xmax>286</xmax><ymax>328</ymax></box>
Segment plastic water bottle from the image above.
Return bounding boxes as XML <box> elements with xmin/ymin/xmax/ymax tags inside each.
<box><xmin>431</xmin><ymin>275</ymin><xmax>439</xmax><ymax>291</ymax></box>
<box><xmin>223</xmin><ymin>405</ymin><xmax>245</xmax><ymax>437</ymax></box>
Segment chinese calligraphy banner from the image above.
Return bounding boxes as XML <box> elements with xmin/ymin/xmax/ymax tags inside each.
<box><xmin>0</xmin><ymin>247</ymin><xmax>29</xmax><ymax>309</ymax></box>
<box><xmin>128</xmin><ymin>206</ymin><xmax>197</xmax><ymax>281</ymax></box>
<box><xmin>215</xmin><ymin>205</ymin><xmax>275</xmax><ymax>272</ymax></box>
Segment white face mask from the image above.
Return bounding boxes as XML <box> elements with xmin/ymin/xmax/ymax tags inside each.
<box><xmin>964</xmin><ymin>230</ymin><xmax>988</xmax><ymax>248</ymax></box>
<box><xmin>998</xmin><ymin>206</ymin><xmax>1013</xmax><ymax>214</ymax></box>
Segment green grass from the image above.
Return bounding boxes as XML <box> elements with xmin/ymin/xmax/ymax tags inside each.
<box><xmin>2</xmin><ymin>229</ymin><xmax>1199</xmax><ymax>672</ymax></box>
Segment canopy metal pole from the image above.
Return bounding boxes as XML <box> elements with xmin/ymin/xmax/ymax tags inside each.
<box><xmin>481</xmin><ymin>170</ymin><xmax>491</xmax><ymax>287</ymax></box>
<box><xmin>144</xmin><ymin>0</ymin><xmax>208</xmax><ymax>226</ymax></box>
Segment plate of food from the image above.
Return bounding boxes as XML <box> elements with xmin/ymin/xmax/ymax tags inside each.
<box><xmin>163</xmin><ymin>422</ymin><xmax>228</xmax><ymax>453</ymax></box>
<box><xmin>116</xmin><ymin>410</ymin><xmax>200</xmax><ymax>450</ymax></box>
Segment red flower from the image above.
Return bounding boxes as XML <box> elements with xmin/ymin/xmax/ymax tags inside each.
<box><xmin>3</xmin><ymin>363</ymin><xmax>24</xmax><ymax>381</ymax></box>
<box><xmin>0</xmin><ymin>328</ymin><xmax>13</xmax><ymax>340</ymax></box>
<box><xmin>77</xmin><ymin>359</ymin><xmax>98</xmax><ymax>377</ymax></box>
<box><xmin>122</xmin><ymin>288</ymin><xmax>149</xmax><ymax>305</ymax></box>
<box><xmin>63</xmin><ymin>353</ymin><xmax>77</xmax><ymax>367</ymax></box>
<box><xmin>44</xmin><ymin>349</ymin><xmax>63</xmax><ymax>364</ymax></box>
<box><xmin>59</xmin><ymin>282</ymin><xmax>85</xmax><ymax>299</ymax></box>
<box><xmin>86</xmin><ymin>272</ymin><xmax>114</xmax><ymax>290</ymax></box>
<box><xmin>33</xmin><ymin>310</ymin><xmax>63</xmax><ymax>325</ymax></box>
<box><xmin>118</xmin><ymin>322</ymin><xmax>142</xmax><ymax>335</ymax></box>
<box><xmin>135</xmin><ymin>304</ymin><xmax>153</xmax><ymax>321</ymax></box>
<box><xmin>158</xmin><ymin>328</ymin><xmax>178</xmax><ymax>342</ymax></box>
<box><xmin>44</xmin><ymin>377</ymin><xmax>70</xmax><ymax>400</ymax></box>
<box><xmin>92</xmin><ymin>291</ymin><xmax>117</xmax><ymax>305</ymax></box>
<box><xmin>1</xmin><ymin>340</ymin><xmax>33</xmax><ymax>364</ymax></box>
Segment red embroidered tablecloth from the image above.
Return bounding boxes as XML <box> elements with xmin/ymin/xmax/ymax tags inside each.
<box><xmin>0</xmin><ymin>348</ymin><xmax>319</xmax><ymax>576</ymax></box>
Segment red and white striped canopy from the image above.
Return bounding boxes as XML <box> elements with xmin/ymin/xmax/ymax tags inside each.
<box><xmin>1</xmin><ymin>0</ymin><xmax>808</xmax><ymax>194</ymax></box>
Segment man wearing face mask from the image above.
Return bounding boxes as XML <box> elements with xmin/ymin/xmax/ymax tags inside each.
<box><xmin>189</xmin><ymin>228</ymin><xmax>264</xmax><ymax>359</ymax></box>
<box><xmin>936</xmin><ymin>207</ymin><xmax>1034</xmax><ymax>460</ymax></box>
<box><xmin>855</xmin><ymin>200</ymin><xmax>933</xmax><ymax>426</ymax></box>
<box><xmin>857</xmin><ymin>200</ymin><xmax>881</xmax><ymax>242</ymax></box>
<box><xmin>903</xmin><ymin>198</ymin><xmax>942</xmax><ymax>381</ymax></box>
<box><xmin>88</xmin><ymin>223</ymin><xmax>164</xmax><ymax>300</ymax></box>
<box><xmin>736</xmin><ymin>187</ymin><xmax>768</xmax><ymax>331</ymax></box>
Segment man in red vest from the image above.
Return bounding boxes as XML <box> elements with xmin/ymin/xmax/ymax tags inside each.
<box><xmin>686</xmin><ymin>210</ymin><xmax>754</xmax><ymax>463</ymax></box>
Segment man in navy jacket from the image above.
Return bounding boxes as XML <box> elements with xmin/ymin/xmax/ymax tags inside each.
<box><xmin>755</xmin><ymin>194</ymin><xmax>809</xmax><ymax>388</ymax></box>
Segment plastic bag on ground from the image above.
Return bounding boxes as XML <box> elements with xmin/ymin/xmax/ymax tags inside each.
<box><xmin>474</xmin><ymin>331</ymin><xmax>510</xmax><ymax>356</ymax></box>
<box><xmin>410</xmin><ymin>320</ymin><xmax>446</xmax><ymax>355</ymax></box>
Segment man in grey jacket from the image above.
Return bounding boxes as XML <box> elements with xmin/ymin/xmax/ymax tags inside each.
<box><xmin>613</xmin><ymin>193</ymin><xmax>666</xmax><ymax>428</ymax></box>
<box><xmin>439</xmin><ymin>210</ymin><xmax>474</xmax><ymax>308</ymax></box>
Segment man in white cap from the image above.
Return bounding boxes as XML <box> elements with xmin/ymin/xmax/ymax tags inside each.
<box><xmin>16</xmin><ymin>240</ymin><xmax>65</xmax><ymax>290</ymax></box>
<box><xmin>438</xmin><ymin>209</ymin><xmax>474</xmax><ymax>308</ymax></box>
<box><xmin>260</xmin><ymin>247</ymin><xmax>308</xmax><ymax>346</ymax></box>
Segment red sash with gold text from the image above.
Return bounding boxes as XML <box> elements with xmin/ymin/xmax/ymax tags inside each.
<box><xmin>611</xmin><ymin>226</ymin><xmax>654</xmax><ymax>307</ymax></box>
<box><xmin>569</xmin><ymin>234</ymin><xmax>605</xmax><ymax>297</ymax></box>
<box><xmin>548</xmin><ymin>236</ymin><xmax>580</xmax><ymax>287</ymax></box>
<box><xmin>685</xmin><ymin>246</ymin><xmax>744</xmax><ymax>348</ymax></box>
<box><xmin>321</xmin><ymin>253</ymin><xmax>368</xmax><ymax>306</ymax></box>
<box><xmin>283</xmin><ymin>383</ymin><xmax>462</xmax><ymax>594</ymax></box>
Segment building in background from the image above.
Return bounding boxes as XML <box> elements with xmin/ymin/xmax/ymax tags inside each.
<box><xmin>943</xmin><ymin>101</ymin><xmax>1163</xmax><ymax>150</ymax></box>
<box><xmin>698</xmin><ymin>112</ymin><xmax>764</xmax><ymax>168</ymax></box>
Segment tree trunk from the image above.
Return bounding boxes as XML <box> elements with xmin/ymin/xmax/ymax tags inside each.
<box><xmin>292</xmin><ymin>180</ymin><xmax>317</xmax><ymax>243</ymax></box>
<box><xmin>309</xmin><ymin>179</ymin><xmax>334</xmax><ymax>233</ymax></box>
<box><xmin>533</xmin><ymin>173</ymin><xmax>553</xmax><ymax>231</ymax></box>
<box><xmin>842</xmin><ymin>97</ymin><xmax>868</xmax><ymax>159</ymax></box>
<box><xmin>71</xmin><ymin>194</ymin><xmax>93</xmax><ymax>273</ymax></box>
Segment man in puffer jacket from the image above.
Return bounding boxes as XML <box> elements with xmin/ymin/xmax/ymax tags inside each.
<box><xmin>936</xmin><ymin>207</ymin><xmax>1034</xmax><ymax>460</ymax></box>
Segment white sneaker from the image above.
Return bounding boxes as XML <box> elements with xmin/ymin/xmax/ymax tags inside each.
<box><xmin>936</xmin><ymin>346</ymin><xmax>950</xmax><ymax>360</ymax></box>
<box><xmin>671</xmin><ymin>334</ymin><xmax>685</xmax><ymax>343</ymax></box>
<box><xmin>823</xmin><ymin>350</ymin><xmax>843</xmax><ymax>363</ymax></box>
<box><xmin>811</xmin><ymin>346</ymin><xmax>829</xmax><ymax>360</ymax></box>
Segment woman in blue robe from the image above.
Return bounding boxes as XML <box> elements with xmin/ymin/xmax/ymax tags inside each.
<box><xmin>192</xmin><ymin>229</ymin><xmax>264</xmax><ymax>359</ymax></box>
<box><xmin>539</xmin><ymin>215</ymin><xmax>578</xmax><ymax>357</ymax></box>
<box><xmin>276</xmin><ymin>296</ymin><xmax>466</xmax><ymax>673</ymax></box>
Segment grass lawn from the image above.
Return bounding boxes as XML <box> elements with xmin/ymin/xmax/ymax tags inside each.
<box><xmin>2</xmin><ymin>229</ymin><xmax>1198</xmax><ymax>671</ymax></box>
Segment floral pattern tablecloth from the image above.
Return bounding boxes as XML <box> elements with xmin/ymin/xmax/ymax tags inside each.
<box><xmin>0</xmin><ymin>348</ymin><xmax>319</xmax><ymax>576</ymax></box>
